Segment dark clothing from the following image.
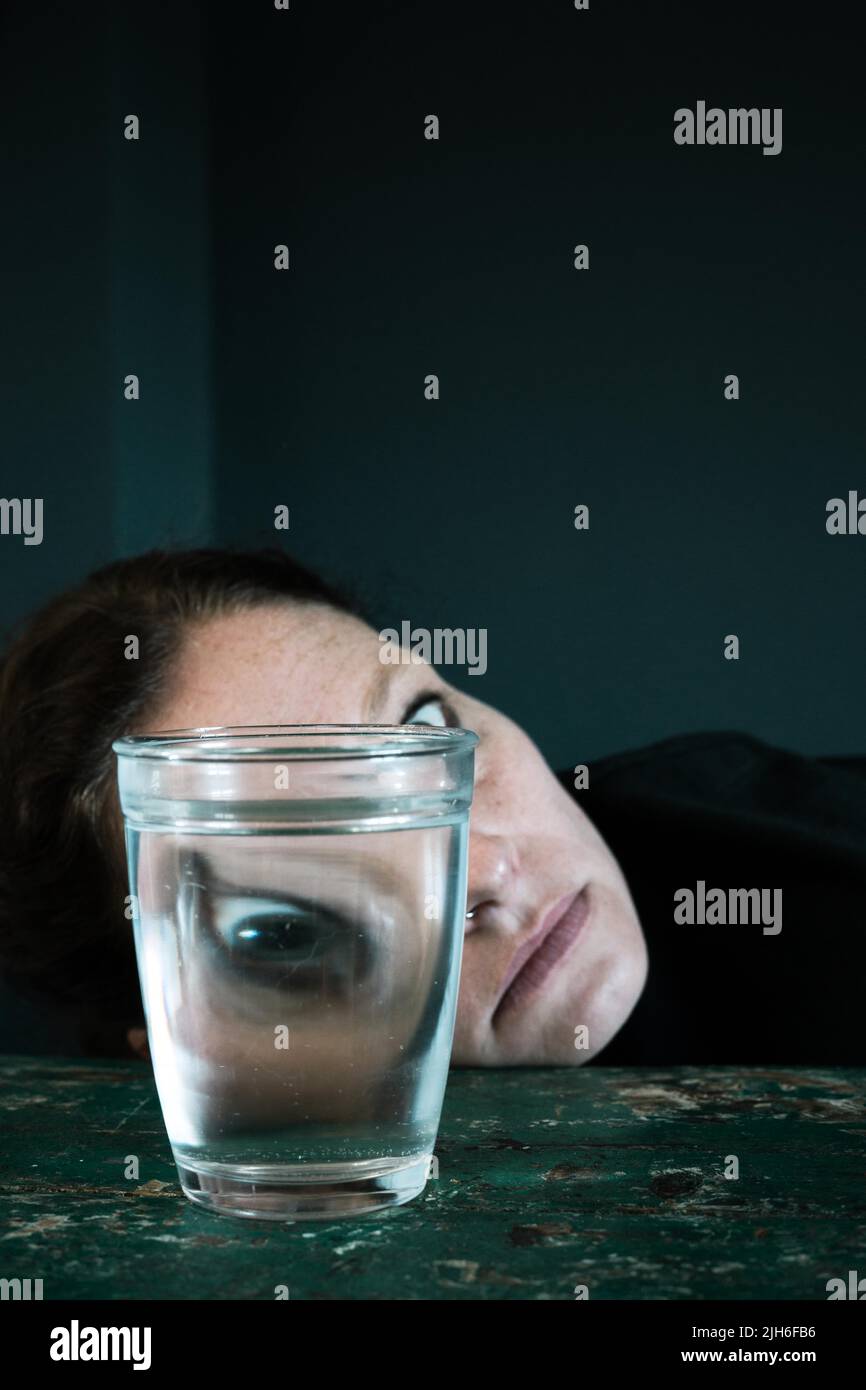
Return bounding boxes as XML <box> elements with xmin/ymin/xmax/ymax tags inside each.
<box><xmin>557</xmin><ymin>732</ymin><xmax>866</xmax><ymax>1066</ymax></box>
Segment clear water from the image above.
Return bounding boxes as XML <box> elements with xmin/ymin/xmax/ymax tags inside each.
<box><xmin>126</xmin><ymin>806</ymin><xmax>467</xmax><ymax>1176</ymax></box>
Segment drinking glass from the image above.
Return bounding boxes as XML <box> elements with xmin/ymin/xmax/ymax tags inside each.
<box><xmin>113</xmin><ymin>724</ymin><xmax>478</xmax><ymax>1220</ymax></box>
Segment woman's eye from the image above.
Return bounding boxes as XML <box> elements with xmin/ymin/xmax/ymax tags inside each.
<box><xmin>402</xmin><ymin>696</ymin><xmax>449</xmax><ymax>727</ymax></box>
<box><xmin>203</xmin><ymin>894</ymin><xmax>373</xmax><ymax>989</ymax></box>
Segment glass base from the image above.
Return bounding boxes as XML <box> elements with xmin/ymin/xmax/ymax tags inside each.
<box><xmin>174</xmin><ymin>1152</ymin><xmax>431</xmax><ymax>1221</ymax></box>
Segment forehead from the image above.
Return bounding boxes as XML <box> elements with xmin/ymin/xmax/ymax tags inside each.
<box><xmin>145</xmin><ymin>602</ymin><xmax>390</xmax><ymax>730</ymax></box>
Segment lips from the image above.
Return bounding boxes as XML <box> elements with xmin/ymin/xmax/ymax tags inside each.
<box><xmin>492</xmin><ymin>886</ymin><xmax>591</xmax><ymax>1024</ymax></box>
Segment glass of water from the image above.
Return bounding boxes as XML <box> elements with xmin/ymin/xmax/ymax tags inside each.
<box><xmin>113</xmin><ymin>723</ymin><xmax>478</xmax><ymax>1221</ymax></box>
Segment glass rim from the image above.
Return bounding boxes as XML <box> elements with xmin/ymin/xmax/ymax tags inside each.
<box><xmin>112</xmin><ymin>722</ymin><xmax>479</xmax><ymax>763</ymax></box>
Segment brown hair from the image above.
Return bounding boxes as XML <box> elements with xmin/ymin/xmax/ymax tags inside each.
<box><xmin>0</xmin><ymin>547</ymin><xmax>361</xmax><ymax>1057</ymax></box>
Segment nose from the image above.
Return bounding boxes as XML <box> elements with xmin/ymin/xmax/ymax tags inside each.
<box><xmin>464</xmin><ymin>831</ymin><xmax>519</xmax><ymax>928</ymax></box>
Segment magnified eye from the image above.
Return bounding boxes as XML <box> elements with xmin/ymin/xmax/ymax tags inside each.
<box><xmin>183</xmin><ymin>870</ymin><xmax>375</xmax><ymax>994</ymax></box>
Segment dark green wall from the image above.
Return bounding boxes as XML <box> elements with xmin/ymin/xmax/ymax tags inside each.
<box><xmin>206</xmin><ymin>0</ymin><xmax>865</xmax><ymax>769</ymax></box>
<box><xmin>0</xmin><ymin>0</ymin><xmax>212</xmax><ymax>1053</ymax></box>
<box><xmin>3</xmin><ymin>0</ymin><xmax>862</xmax><ymax>773</ymax></box>
<box><xmin>0</xmin><ymin>0</ymin><xmax>212</xmax><ymax>637</ymax></box>
<box><xmin>1</xmin><ymin>1</ymin><xmax>863</xmax><ymax>1052</ymax></box>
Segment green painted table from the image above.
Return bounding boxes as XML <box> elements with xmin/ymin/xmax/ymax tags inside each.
<box><xmin>1</xmin><ymin>1057</ymin><xmax>863</xmax><ymax>1300</ymax></box>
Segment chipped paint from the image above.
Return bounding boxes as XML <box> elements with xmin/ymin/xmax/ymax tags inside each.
<box><xmin>1</xmin><ymin>1057</ymin><xmax>863</xmax><ymax>1299</ymax></box>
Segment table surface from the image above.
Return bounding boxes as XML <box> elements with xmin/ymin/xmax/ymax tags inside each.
<box><xmin>1</xmin><ymin>1056</ymin><xmax>863</xmax><ymax>1300</ymax></box>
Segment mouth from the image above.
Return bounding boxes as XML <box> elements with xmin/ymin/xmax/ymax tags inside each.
<box><xmin>492</xmin><ymin>886</ymin><xmax>591</xmax><ymax>1025</ymax></box>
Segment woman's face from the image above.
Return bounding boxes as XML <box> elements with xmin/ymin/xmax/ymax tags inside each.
<box><xmin>134</xmin><ymin>601</ymin><xmax>647</xmax><ymax>1066</ymax></box>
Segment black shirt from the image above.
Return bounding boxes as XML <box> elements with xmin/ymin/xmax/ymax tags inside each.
<box><xmin>557</xmin><ymin>731</ymin><xmax>866</xmax><ymax>1066</ymax></box>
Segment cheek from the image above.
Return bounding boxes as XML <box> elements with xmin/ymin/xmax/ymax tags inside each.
<box><xmin>454</xmin><ymin>837</ymin><xmax>646</xmax><ymax>1063</ymax></box>
<box><xmin>466</xmin><ymin>710</ymin><xmax>558</xmax><ymax>819</ymax></box>
<box><xmin>562</xmin><ymin>887</ymin><xmax>646</xmax><ymax>1021</ymax></box>
<box><xmin>452</xmin><ymin>936</ymin><xmax>499</xmax><ymax>1052</ymax></box>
